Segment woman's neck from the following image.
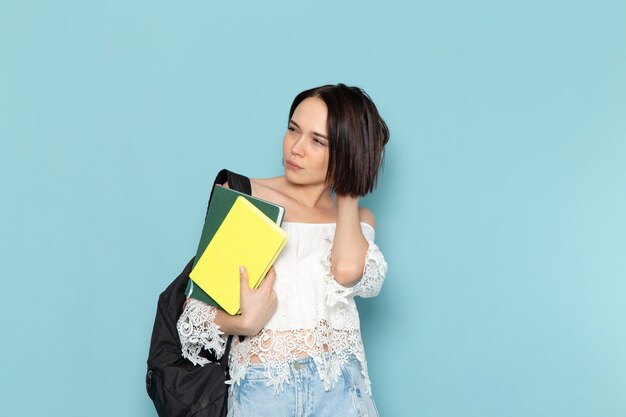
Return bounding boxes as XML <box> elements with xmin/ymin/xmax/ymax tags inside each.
<box><xmin>280</xmin><ymin>176</ymin><xmax>335</xmax><ymax>210</ymax></box>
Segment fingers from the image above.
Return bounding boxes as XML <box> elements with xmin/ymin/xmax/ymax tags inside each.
<box><xmin>240</xmin><ymin>265</ymin><xmax>277</xmax><ymax>291</ymax></box>
<box><xmin>259</xmin><ymin>265</ymin><xmax>277</xmax><ymax>289</ymax></box>
<box><xmin>239</xmin><ymin>265</ymin><xmax>250</xmax><ymax>291</ymax></box>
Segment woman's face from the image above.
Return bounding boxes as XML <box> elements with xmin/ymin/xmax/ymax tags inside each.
<box><xmin>283</xmin><ymin>97</ymin><xmax>330</xmax><ymax>188</ymax></box>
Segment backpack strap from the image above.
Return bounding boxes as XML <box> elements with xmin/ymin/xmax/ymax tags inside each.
<box><xmin>205</xmin><ymin>169</ymin><xmax>252</xmax><ymax>216</ymax></box>
<box><xmin>220</xmin><ymin>334</ymin><xmax>234</xmax><ymax>373</ymax></box>
<box><xmin>215</xmin><ymin>169</ymin><xmax>251</xmax><ymax>194</ymax></box>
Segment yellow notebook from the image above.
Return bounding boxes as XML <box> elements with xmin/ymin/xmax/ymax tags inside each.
<box><xmin>189</xmin><ymin>196</ymin><xmax>288</xmax><ymax>315</ymax></box>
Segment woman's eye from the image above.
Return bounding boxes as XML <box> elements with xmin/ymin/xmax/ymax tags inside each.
<box><xmin>314</xmin><ymin>139</ymin><xmax>326</xmax><ymax>146</ymax></box>
<box><xmin>287</xmin><ymin>126</ymin><xmax>296</xmax><ymax>132</ymax></box>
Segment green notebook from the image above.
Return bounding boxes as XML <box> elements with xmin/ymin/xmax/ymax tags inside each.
<box><xmin>185</xmin><ymin>185</ymin><xmax>285</xmax><ymax>305</ymax></box>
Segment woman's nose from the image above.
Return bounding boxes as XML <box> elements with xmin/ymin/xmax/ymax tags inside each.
<box><xmin>291</xmin><ymin>137</ymin><xmax>305</xmax><ymax>156</ymax></box>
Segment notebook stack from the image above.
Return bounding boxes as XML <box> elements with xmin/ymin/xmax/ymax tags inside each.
<box><xmin>185</xmin><ymin>185</ymin><xmax>288</xmax><ymax>315</ymax></box>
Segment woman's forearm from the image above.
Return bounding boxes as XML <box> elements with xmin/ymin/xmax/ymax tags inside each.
<box><xmin>214</xmin><ymin>308</ymin><xmax>248</xmax><ymax>336</ymax></box>
<box><xmin>331</xmin><ymin>195</ymin><xmax>369</xmax><ymax>286</ymax></box>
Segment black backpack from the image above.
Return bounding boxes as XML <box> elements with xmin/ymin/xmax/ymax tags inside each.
<box><xmin>146</xmin><ymin>169</ymin><xmax>251</xmax><ymax>417</ymax></box>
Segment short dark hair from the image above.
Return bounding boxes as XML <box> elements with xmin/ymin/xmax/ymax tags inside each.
<box><xmin>288</xmin><ymin>83</ymin><xmax>390</xmax><ymax>197</ymax></box>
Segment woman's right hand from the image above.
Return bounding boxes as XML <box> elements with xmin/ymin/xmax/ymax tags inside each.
<box><xmin>237</xmin><ymin>265</ymin><xmax>278</xmax><ymax>336</ymax></box>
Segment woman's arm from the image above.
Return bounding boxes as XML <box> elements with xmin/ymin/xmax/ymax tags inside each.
<box><xmin>177</xmin><ymin>261</ymin><xmax>278</xmax><ymax>365</ymax></box>
<box><xmin>181</xmin><ymin>266</ymin><xmax>278</xmax><ymax>337</ymax></box>
<box><xmin>324</xmin><ymin>195</ymin><xmax>387</xmax><ymax>307</ymax></box>
<box><xmin>330</xmin><ymin>195</ymin><xmax>371</xmax><ymax>287</ymax></box>
<box><xmin>214</xmin><ymin>265</ymin><xmax>278</xmax><ymax>336</ymax></box>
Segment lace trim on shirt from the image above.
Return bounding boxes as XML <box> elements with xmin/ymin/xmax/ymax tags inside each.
<box><xmin>227</xmin><ymin>321</ymin><xmax>372</xmax><ymax>396</ymax></box>
<box><xmin>175</xmin><ymin>229</ymin><xmax>387</xmax><ymax>397</ymax></box>
<box><xmin>176</xmin><ymin>299</ymin><xmax>226</xmax><ymax>366</ymax></box>
<box><xmin>322</xmin><ymin>239</ymin><xmax>388</xmax><ymax>307</ymax></box>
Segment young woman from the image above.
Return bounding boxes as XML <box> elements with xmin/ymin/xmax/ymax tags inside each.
<box><xmin>177</xmin><ymin>84</ymin><xmax>389</xmax><ymax>417</ymax></box>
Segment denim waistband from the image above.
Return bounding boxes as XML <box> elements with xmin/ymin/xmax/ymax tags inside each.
<box><xmin>244</xmin><ymin>353</ymin><xmax>360</xmax><ymax>375</ymax></box>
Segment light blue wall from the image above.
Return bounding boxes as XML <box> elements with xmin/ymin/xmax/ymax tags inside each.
<box><xmin>1</xmin><ymin>1</ymin><xmax>625</xmax><ymax>416</ymax></box>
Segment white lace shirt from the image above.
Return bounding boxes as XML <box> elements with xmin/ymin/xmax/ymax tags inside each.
<box><xmin>176</xmin><ymin>221</ymin><xmax>388</xmax><ymax>396</ymax></box>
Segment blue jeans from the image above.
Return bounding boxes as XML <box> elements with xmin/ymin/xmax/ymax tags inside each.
<box><xmin>227</xmin><ymin>354</ymin><xmax>380</xmax><ymax>417</ymax></box>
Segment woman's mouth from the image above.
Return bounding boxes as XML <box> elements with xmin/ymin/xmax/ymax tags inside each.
<box><xmin>286</xmin><ymin>160</ymin><xmax>303</xmax><ymax>170</ymax></box>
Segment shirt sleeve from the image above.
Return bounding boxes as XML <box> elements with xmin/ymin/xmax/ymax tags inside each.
<box><xmin>322</xmin><ymin>224</ymin><xmax>388</xmax><ymax>307</ymax></box>
<box><xmin>176</xmin><ymin>298</ymin><xmax>227</xmax><ymax>366</ymax></box>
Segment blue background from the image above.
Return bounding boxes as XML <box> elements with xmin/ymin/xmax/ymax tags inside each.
<box><xmin>1</xmin><ymin>1</ymin><xmax>625</xmax><ymax>416</ymax></box>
